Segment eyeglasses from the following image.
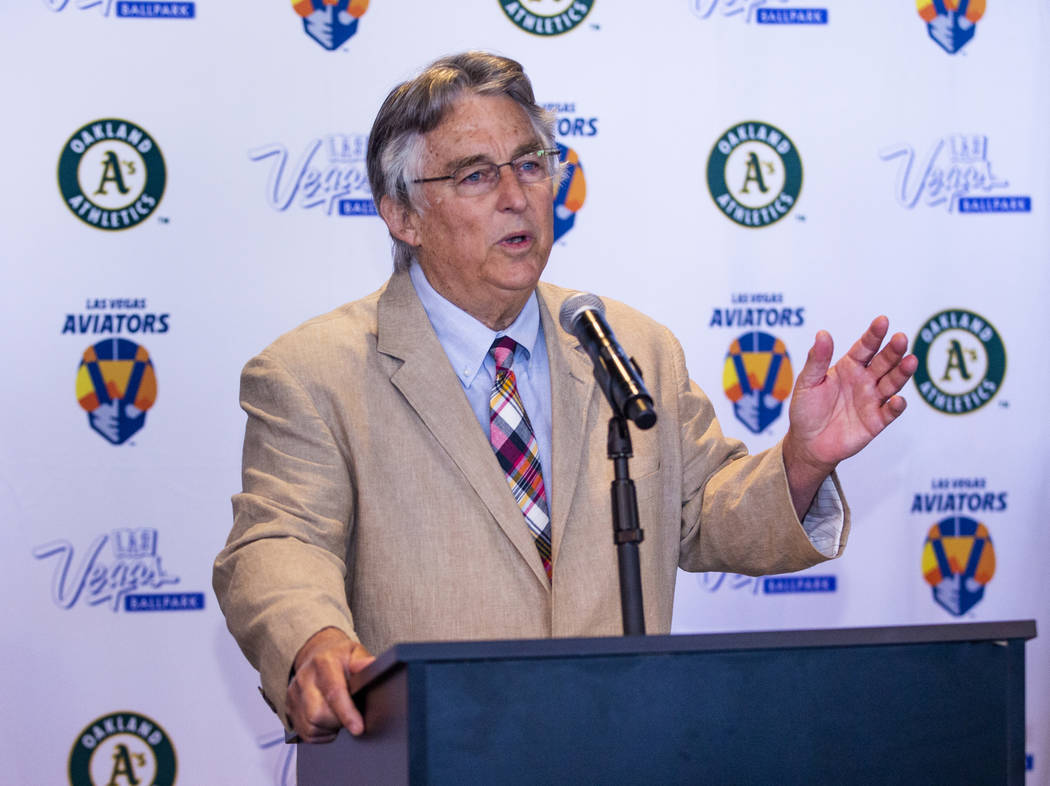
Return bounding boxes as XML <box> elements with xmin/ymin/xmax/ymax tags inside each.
<box><xmin>412</xmin><ymin>148</ymin><xmax>561</xmax><ymax>197</ymax></box>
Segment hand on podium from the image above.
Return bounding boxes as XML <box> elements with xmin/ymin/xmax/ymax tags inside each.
<box><xmin>287</xmin><ymin>627</ymin><xmax>376</xmax><ymax>742</ymax></box>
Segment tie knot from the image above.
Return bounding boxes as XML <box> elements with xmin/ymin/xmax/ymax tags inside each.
<box><xmin>490</xmin><ymin>336</ymin><xmax>519</xmax><ymax>374</ymax></box>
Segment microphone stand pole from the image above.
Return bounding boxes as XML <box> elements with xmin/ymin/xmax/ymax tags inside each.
<box><xmin>608</xmin><ymin>414</ymin><xmax>646</xmax><ymax>636</ymax></box>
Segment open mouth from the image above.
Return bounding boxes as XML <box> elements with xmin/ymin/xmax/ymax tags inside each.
<box><xmin>500</xmin><ymin>233</ymin><xmax>531</xmax><ymax>247</ymax></box>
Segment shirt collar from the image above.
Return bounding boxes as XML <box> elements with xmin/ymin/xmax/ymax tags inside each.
<box><xmin>409</xmin><ymin>261</ymin><xmax>541</xmax><ymax>386</ymax></box>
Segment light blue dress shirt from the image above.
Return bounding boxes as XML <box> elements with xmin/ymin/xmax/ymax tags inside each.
<box><xmin>409</xmin><ymin>262</ymin><xmax>554</xmax><ymax>495</ymax></box>
<box><xmin>408</xmin><ymin>262</ymin><xmax>844</xmax><ymax>557</ymax></box>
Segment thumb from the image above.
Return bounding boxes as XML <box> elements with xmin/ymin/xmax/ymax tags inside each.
<box><xmin>795</xmin><ymin>330</ymin><xmax>833</xmax><ymax>391</ymax></box>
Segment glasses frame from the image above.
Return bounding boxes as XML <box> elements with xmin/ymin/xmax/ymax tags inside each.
<box><xmin>411</xmin><ymin>148</ymin><xmax>562</xmax><ymax>194</ymax></box>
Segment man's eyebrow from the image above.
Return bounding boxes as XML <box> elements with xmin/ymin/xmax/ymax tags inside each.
<box><xmin>443</xmin><ymin>141</ymin><xmax>546</xmax><ymax>172</ymax></box>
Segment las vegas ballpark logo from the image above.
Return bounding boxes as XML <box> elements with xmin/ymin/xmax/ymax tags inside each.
<box><xmin>293</xmin><ymin>0</ymin><xmax>368</xmax><ymax>50</ymax></box>
<box><xmin>45</xmin><ymin>0</ymin><xmax>195</xmax><ymax>18</ymax></box>
<box><xmin>690</xmin><ymin>1</ymin><xmax>828</xmax><ymax>25</ymax></box>
<box><xmin>922</xmin><ymin>516</ymin><xmax>995</xmax><ymax>616</ymax></box>
<box><xmin>76</xmin><ymin>338</ymin><xmax>158</xmax><ymax>444</ymax></box>
<box><xmin>917</xmin><ymin>0</ymin><xmax>985</xmax><ymax>54</ymax></box>
<box><xmin>69</xmin><ymin>711</ymin><xmax>176</xmax><ymax>786</ymax></box>
<box><xmin>250</xmin><ymin>133</ymin><xmax>376</xmax><ymax>216</ymax></box>
<box><xmin>912</xmin><ymin>309</ymin><xmax>1005</xmax><ymax>414</ymax></box>
<box><xmin>879</xmin><ymin>134</ymin><xmax>1029</xmax><ymax>214</ymax></box>
<box><xmin>501</xmin><ymin>0</ymin><xmax>594</xmax><ymax>36</ymax></box>
<box><xmin>707</xmin><ymin>122</ymin><xmax>802</xmax><ymax>228</ymax></box>
<box><xmin>722</xmin><ymin>331</ymin><xmax>793</xmax><ymax>433</ymax></box>
<box><xmin>58</xmin><ymin>119</ymin><xmax>165</xmax><ymax>230</ymax></box>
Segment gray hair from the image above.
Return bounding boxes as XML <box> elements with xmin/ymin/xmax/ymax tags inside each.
<box><xmin>366</xmin><ymin>51</ymin><xmax>558</xmax><ymax>272</ymax></box>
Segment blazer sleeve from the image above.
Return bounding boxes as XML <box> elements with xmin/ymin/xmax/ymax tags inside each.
<box><xmin>213</xmin><ymin>350</ymin><xmax>360</xmax><ymax>728</ymax></box>
<box><xmin>666</xmin><ymin>330</ymin><xmax>849</xmax><ymax>575</ymax></box>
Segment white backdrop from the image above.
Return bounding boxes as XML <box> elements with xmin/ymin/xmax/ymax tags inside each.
<box><xmin>2</xmin><ymin>1</ymin><xmax>1047</xmax><ymax>783</ymax></box>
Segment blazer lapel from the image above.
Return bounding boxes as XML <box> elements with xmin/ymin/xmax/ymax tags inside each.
<box><xmin>376</xmin><ymin>271</ymin><xmax>552</xmax><ymax>588</ymax></box>
<box><xmin>537</xmin><ymin>284</ymin><xmax>598</xmax><ymax>566</ymax></box>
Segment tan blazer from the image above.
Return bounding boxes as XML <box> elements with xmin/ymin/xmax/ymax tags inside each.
<box><xmin>213</xmin><ymin>270</ymin><xmax>846</xmax><ymax>725</ymax></box>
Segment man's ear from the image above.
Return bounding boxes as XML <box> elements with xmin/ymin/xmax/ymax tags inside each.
<box><xmin>379</xmin><ymin>196</ymin><xmax>421</xmax><ymax>247</ymax></box>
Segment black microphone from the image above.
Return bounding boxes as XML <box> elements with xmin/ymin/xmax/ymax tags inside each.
<box><xmin>558</xmin><ymin>292</ymin><xmax>657</xmax><ymax>430</ymax></box>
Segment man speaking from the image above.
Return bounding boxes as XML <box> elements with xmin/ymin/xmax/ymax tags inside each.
<box><xmin>213</xmin><ymin>51</ymin><xmax>917</xmax><ymax>744</ymax></box>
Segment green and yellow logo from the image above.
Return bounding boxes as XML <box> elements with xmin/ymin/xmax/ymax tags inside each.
<box><xmin>58</xmin><ymin>119</ymin><xmax>166</xmax><ymax>231</ymax></box>
<box><xmin>69</xmin><ymin>711</ymin><xmax>176</xmax><ymax>785</ymax></box>
<box><xmin>707</xmin><ymin>121</ymin><xmax>802</xmax><ymax>228</ymax></box>
<box><xmin>499</xmin><ymin>0</ymin><xmax>594</xmax><ymax>36</ymax></box>
<box><xmin>912</xmin><ymin>309</ymin><xmax>1006</xmax><ymax>414</ymax></box>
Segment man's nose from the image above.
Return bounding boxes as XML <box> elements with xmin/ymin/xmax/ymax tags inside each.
<box><xmin>494</xmin><ymin>164</ymin><xmax>528</xmax><ymax>211</ymax></box>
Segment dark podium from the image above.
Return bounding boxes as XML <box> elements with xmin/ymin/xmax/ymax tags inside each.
<box><xmin>297</xmin><ymin>620</ymin><xmax>1035</xmax><ymax>785</ymax></box>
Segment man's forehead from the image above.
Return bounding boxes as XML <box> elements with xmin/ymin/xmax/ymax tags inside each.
<box><xmin>422</xmin><ymin>94</ymin><xmax>542</xmax><ymax>165</ymax></box>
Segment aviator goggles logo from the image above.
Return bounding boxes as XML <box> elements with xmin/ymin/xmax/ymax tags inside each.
<box><xmin>922</xmin><ymin>515</ymin><xmax>995</xmax><ymax>616</ymax></box>
<box><xmin>75</xmin><ymin>338</ymin><xmax>158</xmax><ymax>444</ymax></box>
<box><xmin>722</xmin><ymin>331</ymin><xmax>793</xmax><ymax>433</ymax></box>
<box><xmin>293</xmin><ymin>0</ymin><xmax>368</xmax><ymax>50</ymax></box>
<box><xmin>554</xmin><ymin>142</ymin><xmax>586</xmax><ymax>242</ymax></box>
<box><xmin>917</xmin><ymin>0</ymin><xmax>985</xmax><ymax>54</ymax></box>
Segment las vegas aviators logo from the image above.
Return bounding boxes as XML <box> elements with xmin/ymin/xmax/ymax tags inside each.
<box><xmin>722</xmin><ymin>331</ymin><xmax>793</xmax><ymax>433</ymax></box>
<box><xmin>58</xmin><ymin>119</ymin><xmax>165</xmax><ymax>231</ymax></box>
<box><xmin>293</xmin><ymin>0</ymin><xmax>368</xmax><ymax>50</ymax></box>
<box><xmin>554</xmin><ymin>142</ymin><xmax>586</xmax><ymax>241</ymax></box>
<box><xmin>707</xmin><ymin>121</ymin><xmax>802</xmax><ymax>228</ymax></box>
<box><xmin>69</xmin><ymin>711</ymin><xmax>176</xmax><ymax>786</ymax></box>
<box><xmin>500</xmin><ymin>0</ymin><xmax>594</xmax><ymax>36</ymax></box>
<box><xmin>912</xmin><ymin>309</ymin><xmax>1005</xmax><ymax>414</ymax></box>
<box><xmin>917</xmin><ymin>0</ymin><xmax>985</xmax><ymax>55</ymax></box>
<box><xmin>922</xmin><ymin>516</ymin><xmax>995</xmax><ymax>616</ymax></box>
<box><xmin>76</xmin><ymin>338</ymin><xmax>158</xmax><ymax>445</ymax></box>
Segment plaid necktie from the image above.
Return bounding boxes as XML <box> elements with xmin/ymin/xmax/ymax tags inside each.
<box><xmin>489</xmin><ymin>336</ymin><xmax>553</xmax><ymax>581</ymax></box>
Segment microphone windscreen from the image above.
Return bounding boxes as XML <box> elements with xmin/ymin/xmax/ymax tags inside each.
<box><xmin>559</xmin><ymin>292</ymin><xmax>605</xmax><ymax>334</ymax></box>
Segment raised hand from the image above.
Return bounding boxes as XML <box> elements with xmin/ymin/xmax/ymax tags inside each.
<box><xmin>782</xmin><ymin>316</ymin><xmax>917</xmax><ymax>517</ymax></box>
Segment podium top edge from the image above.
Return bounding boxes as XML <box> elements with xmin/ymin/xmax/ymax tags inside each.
<box><xmin>350</xmin><ymin>619</ymin><xmax>1035</xmax><ymax>694</ymax></box>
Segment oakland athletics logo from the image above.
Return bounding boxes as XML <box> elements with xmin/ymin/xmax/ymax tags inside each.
<box><xmin>912</xmin><ymin>308</ymin><xmax>1006</xmax><ymax>414</ymax></box>
<box><xmin>69</xmin><ymin>711</ymin><xmax>177</xmax><ymax>785</ymax></box>
<box><xmin>499</xmin><ymin>0</ymin><xmax>594</xmax><ymax>36</ymax></box>
<box><xmin>707</xmin><ymin>121</ymin><xmax>802</xmax><ymax>228</ymax></box>
<box><xmin>58</xmin><ymin>118</ymin><xmax>166</xmax><ymax>231</ymax></box>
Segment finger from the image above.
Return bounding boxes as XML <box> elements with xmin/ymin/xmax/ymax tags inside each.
<box><xmin>291</xmin><ymin>655</ymin><xmax>364</xmax><ymax>738</ymax></box>
<box><xmin>845</xmin><ymin>316</ymin><xmax>890</xmax><ymax>367</ymax></box>
<box><xmin>865</xmin><ymin>331</ymin><xmax>909</xmax><ymax>380</ymax></box>
<box><xmin>322</xmin><ymin>668</ymin><xmax>365</xmax><ymax>736</ymax></box>
<box><xmin>876</xmin><ymin>352</ymin><xmax>918</xmax><ymax>400</ymax></box>
<box><xmin>879</xmin><ymin>394</ymin><xmax>908</xmax><ymax>425</ymax></box>
<box><xmin>288</xmin><ymin>677</ymin><xmax>343</xmax><ymax>743</ymax></box>
<box><xmin>795</xmin><ymin>330</ymin><xmax>833</xmax><ymax>390</ymax></box>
